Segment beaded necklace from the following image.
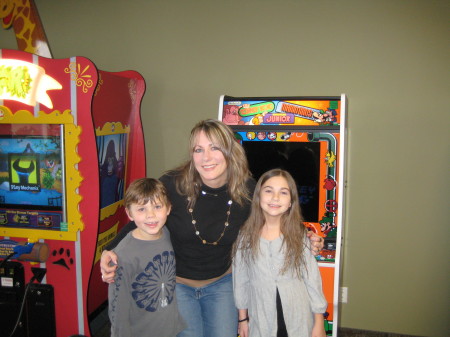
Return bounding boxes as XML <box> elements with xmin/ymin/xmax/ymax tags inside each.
<box><xmin>188</xmin><ymin>191</ymin><xmax>233</xmax><ymax>245</ymax></box>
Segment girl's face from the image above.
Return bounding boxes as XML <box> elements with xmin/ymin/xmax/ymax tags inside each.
<box><xmin>192</xmin><ymin>131</ymin><xmax>228</xmax><ymax>188</ymax></box>
<box><xmin>259</xmin><ymin>175</ymin><xmax>292</xmax><ymax>221</ymax></box>
<box><xmin>126</xmin><ymin>199</ymin><xmax>171</xmax><ymax>240</ymax></box>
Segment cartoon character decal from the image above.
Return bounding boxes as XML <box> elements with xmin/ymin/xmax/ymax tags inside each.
<box><xmin>318</xmin><ymin>214</ymin><xmax>337</xmax><ymax>261</ymax></box>
<box><xmin>246</xmin><ymin>132</ymin><xmax>256</xmax><ymax>140</ymax></box>
<box><xmin>256</xmin><ymin>131</ymin><xmax>266</xmax><ymax>140</ymax></box>
<box><xmin>320</xmin><ymin>215</ymin><xmax>337</xmax><ymax>237</ymax></box>
<box><xmin>323</xmin><ymin>176</ymin><xmax>337</xmax><ymax>191</ymax></box>
<box><xmin>267</xmin><ymin>132</ymin><xmax>277</xmax><ymax>141</ymax></box>
<box><xmin>313</xmin><ymin>109</ymin><xmax>338</xmax><ymax>125</ymax></box>
<box><xmin>222</xmin><ymin>105</ymin><xmax>240</xmax><ymax>125</ymax></box>
<box><xmin>325</xmin><ymin>150</ymin><xmax>336</xmax><ymax>167</ymax></box>
<box><xmin>280</xmin><ymin>132</ymin><xmax>291</xmax><ymax>141</ymax></box>
<box><xmin>249</xmin><ymin>113</ymin><xmax>266</xmax><ymax>125</ymax></box>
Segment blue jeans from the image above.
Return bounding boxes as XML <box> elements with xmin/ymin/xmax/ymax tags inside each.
<box><xmin>176</xmin><ymin>273</ymin><xmax>238</xmax><ymax>337</ymax></box>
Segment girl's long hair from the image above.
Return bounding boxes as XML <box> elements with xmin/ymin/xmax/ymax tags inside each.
<box><xmin>232</xmin><ymin>169</ymin><xmax>307</xmax><ymax>277</ymax></box>
<box><xmin>168</xmin><ymin>119</ymin><xmax>251</xmax><ymax>208</ymax></box>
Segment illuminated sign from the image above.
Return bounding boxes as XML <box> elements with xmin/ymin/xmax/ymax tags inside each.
<box><xmin>264</xmin><ymin>113</ymin><xmax>295</xmax><ymax>124</ymax></box>
<box><xmin>0</xmin><ymin>59</ymin><xmax>62</xmax><ymax>108</ymax></box>
<box><xmin>239</xmin><ymin>102</ymin><xmax>275</xmax><ymax>117</ymax></box>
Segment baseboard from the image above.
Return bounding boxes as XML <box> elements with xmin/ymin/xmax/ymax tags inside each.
<box><xmin>338</xmin><ymin>327</ymin><xmax>425</xmax><ymax>337</ymax></box>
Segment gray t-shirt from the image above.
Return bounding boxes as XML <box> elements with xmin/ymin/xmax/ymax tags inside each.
<box><xmin>108</xmin><ymin>226</ymin><xmax>186</xmax><ymax>337</ymax></box>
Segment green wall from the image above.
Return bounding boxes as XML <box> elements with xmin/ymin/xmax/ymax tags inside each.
<box><xmin>1</xmin><ymin>1</ymin><xmax>449</xmax><ymax>336</ymax></box>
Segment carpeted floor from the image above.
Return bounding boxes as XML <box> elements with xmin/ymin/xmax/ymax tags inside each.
<box><xmin>338</xmin><ymin>329</ymin><xmax>424</xmax><ymax>337</ymax></box>
<box><xmin>88</xmin><ymin>306</ymin><xmax>423</xmax><ymax>337</ymax></box>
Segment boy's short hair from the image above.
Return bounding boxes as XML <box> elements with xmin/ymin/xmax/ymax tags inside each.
<box><xmin>124</xmin><ymin>178</ymin><xmax>170</xmax><ymax>209</ymax></box>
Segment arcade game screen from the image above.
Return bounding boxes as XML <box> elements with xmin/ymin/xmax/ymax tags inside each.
<box><xmin>0</xmin><ymin>124</ymin><xmax>66</xmax><ymax>230</ymax></box>
<box><xmin>241</xmin><ymin>138</ymin><xmax>321</xmax><ymax>223</ymax></box>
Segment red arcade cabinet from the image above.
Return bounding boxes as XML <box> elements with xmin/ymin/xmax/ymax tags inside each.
<box><xmin>219</xmin><ymin>95</ymin><xmax>347</xmax><ymax>337</ymax></box>
<box><xmin>0</xmin><ymin>49</ymin><xmax>146</xmax><ymax>337</ymax></box>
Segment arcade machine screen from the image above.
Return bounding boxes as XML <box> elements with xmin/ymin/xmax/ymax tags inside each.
<box><xmin>240</xmin><ymin>136</ymin><xmax>321</xmax><ymax>223</ymax></box>
<box><xmin>0</xmin><ymin>124</ymin><xmax>66</xmax><ymax>231</ymax></box>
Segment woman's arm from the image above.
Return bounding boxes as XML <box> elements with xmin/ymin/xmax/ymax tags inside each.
<box><xmin>100</xmin><ymin>222</ymin><xmax>137</xmax><ymax>283</ymax></box>
<box><xmin>307</xmin><ymin>231</ymin><xmax>324</xmax><ymax>255</ymax></box>
<box><xmin>104</xmin><ymin>221</ymin><xmax>136</xmax><ymax>251</ymax></box>
<box><xmin>302</xmin><ymin>237</ymin><xmax>328</xmax><ymax>336</ymax></box>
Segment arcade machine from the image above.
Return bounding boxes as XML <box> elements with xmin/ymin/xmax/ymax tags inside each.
<box><xmin>219</xmin><ymin>95</ymin><xmax>347</xmax><ymax>337</ymax></box>
<box><xmin>0</xmin><ymin>49</ymin><xmax>146</xmax><ymax>337</ymax></box>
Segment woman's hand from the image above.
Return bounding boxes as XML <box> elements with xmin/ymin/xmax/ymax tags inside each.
<box><xmin>307</xmin><ymin>231</ymin><xmax>324</xmax><ymax>256</ymax></box>
<box><xmin>100</xmin><ymin>250</ymin><xmax>118</xmax><ymax>283</ymax></box>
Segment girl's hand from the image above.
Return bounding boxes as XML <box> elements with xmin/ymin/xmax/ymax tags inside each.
<box><xmin>307</xmin><ymin>231</ymin><xmax>324</xmax><ymax>255</ymax></box>
<box><xmin>238</xmin><ymin>309</ymin><xmax>249</xmax><ymax>337</ymax></box>
<box><xmin>238</xmin><ymin>321</ymin><xmax>249</xmax><ymax>337</ymax></box>
<box><xmin>312</xmin><ymin>324</ymin><xmax>326</xmax><ymax>337</ymax></box>
<box><xmin>100</xmin><ymin>250</ymin><xmax>118</xmax><ymax>283</ymax></box>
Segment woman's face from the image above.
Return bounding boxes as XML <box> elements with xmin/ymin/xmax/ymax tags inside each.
<box><xmin>192</xmin><ymin>131</ymin><xmax>228</xmax><ymax>188</ymax></box>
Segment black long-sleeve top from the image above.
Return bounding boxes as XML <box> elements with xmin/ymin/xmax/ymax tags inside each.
<box><xmin>107</xmin><ymin>173</ymin><xmax>255</xmax><ymax>280</ymax></box>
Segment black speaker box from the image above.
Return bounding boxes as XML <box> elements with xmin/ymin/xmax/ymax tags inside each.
<box><xmin>0</xmin><ymin>261</ymin><xmax>27</xmax><ymax>337</ymax></box>
<box><xmin>26</xmin><ymin>283</ymin><xmax>56</xmax><ymax>337</ymax></box>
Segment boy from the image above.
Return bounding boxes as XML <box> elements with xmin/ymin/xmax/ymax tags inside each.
<box><xmin>108</xmin><ymin>178</ymin><xmax>186</xmax><ymax>337</ymax></box>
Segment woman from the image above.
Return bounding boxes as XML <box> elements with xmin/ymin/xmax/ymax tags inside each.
<box><xmin>101</xmin><ymin>119</ymin><xmax>324</xmax><ymax>337</ymax></box>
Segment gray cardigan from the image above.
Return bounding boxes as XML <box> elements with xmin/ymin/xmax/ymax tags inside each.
<box><xmin>233</xmin><ymin>235</ymin><xmax>327</xmax><ymax>337</ymax></box>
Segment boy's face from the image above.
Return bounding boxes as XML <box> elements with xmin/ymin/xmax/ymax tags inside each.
<box><xmin>126</xmin><ymin>199</ymin><xmax>171</xmax><ymax>240</ymax></box>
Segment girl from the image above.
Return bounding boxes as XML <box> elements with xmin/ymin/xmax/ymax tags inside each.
<box><xmin>232</xmin><ymin>169</ymin><xmax>327</xmax><ymax>337</ymax></box>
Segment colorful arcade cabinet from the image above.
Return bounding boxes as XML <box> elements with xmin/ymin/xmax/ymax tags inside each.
<box><xmin>219</xmin><ymin>95</ymin><xmax>347</xmax><ymax>337</ymax></box>
<box><xmin>0</xmin><ymin>49</ymin><xmax>146</xmax><ymax>337</ymax></box>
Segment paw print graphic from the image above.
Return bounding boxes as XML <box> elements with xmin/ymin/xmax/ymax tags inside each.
<box><xmin>52</xmin><ymin>248</ymin><xmax>74</xmax><ymax>270</ymax></box>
